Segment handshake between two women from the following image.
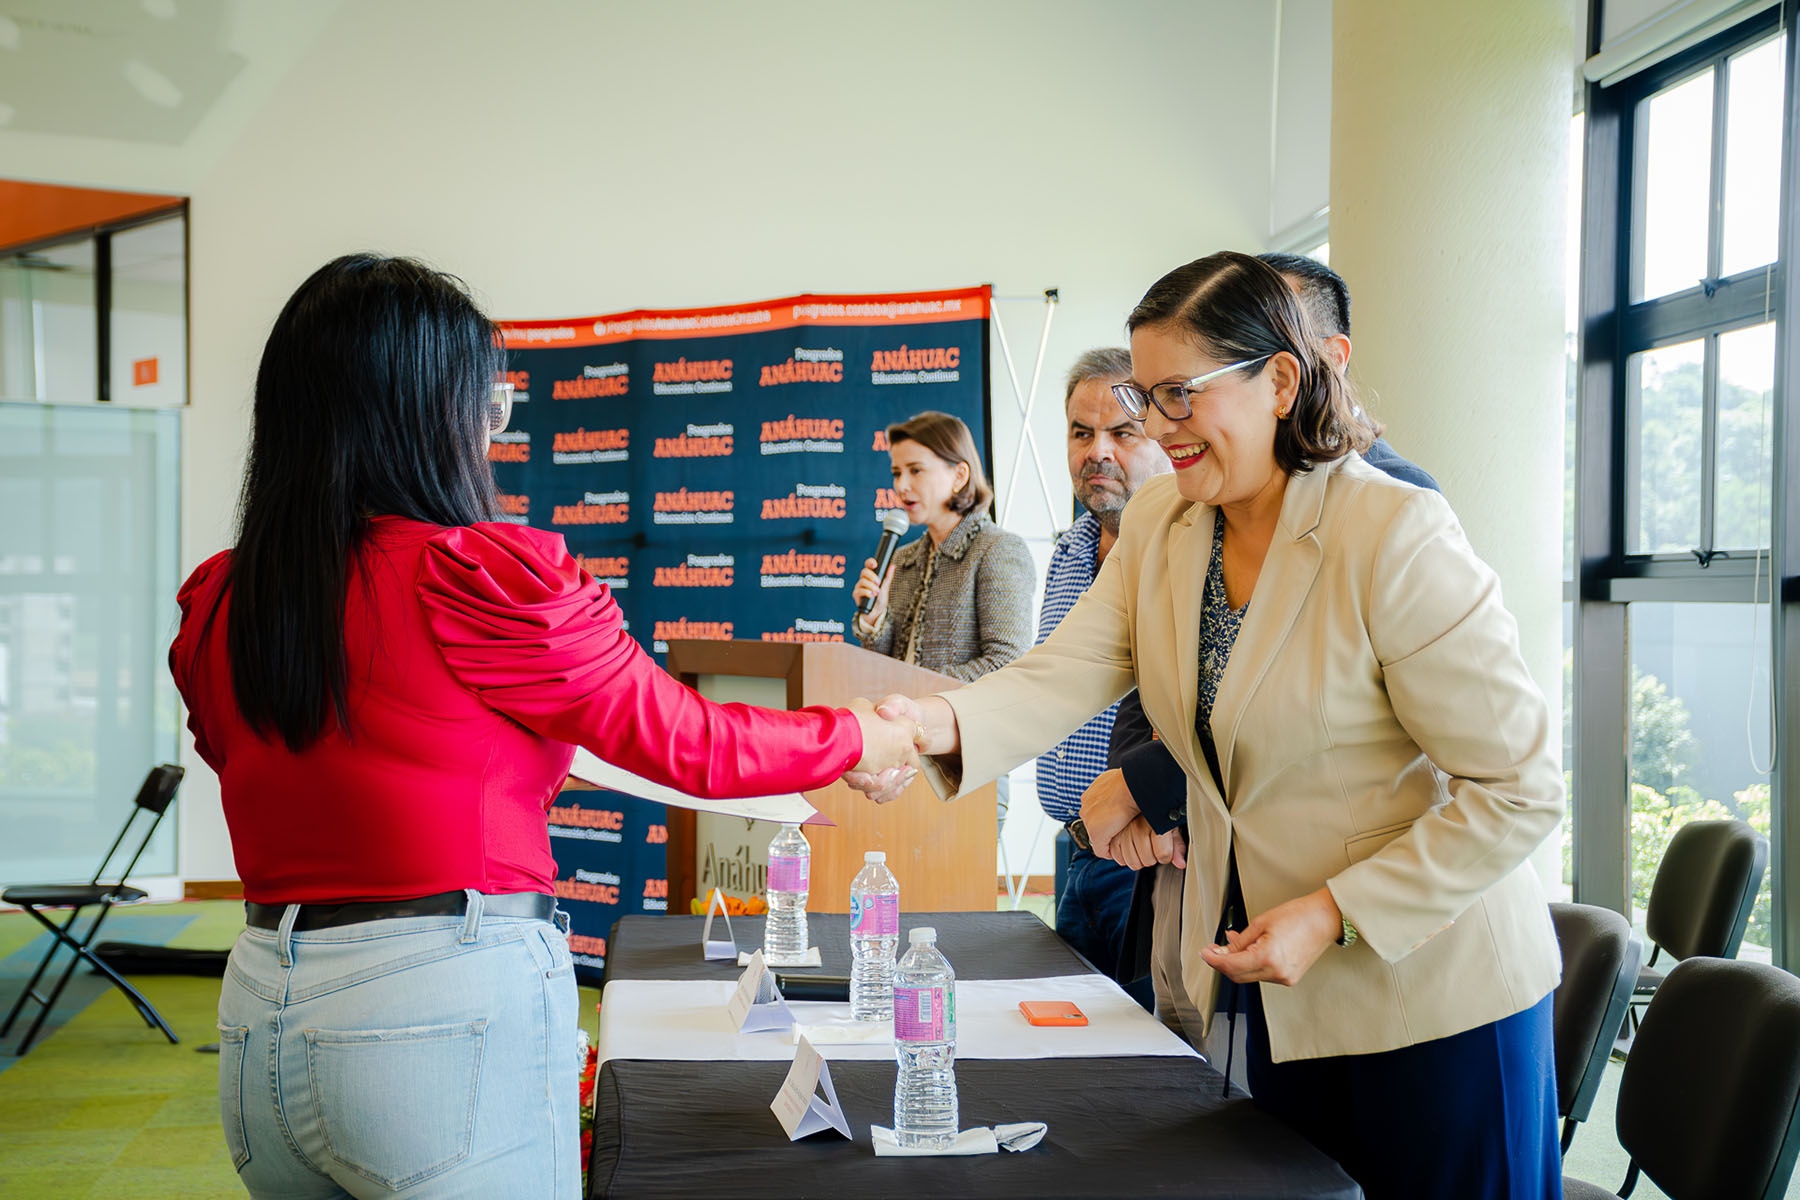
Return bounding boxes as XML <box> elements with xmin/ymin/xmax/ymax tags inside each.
<box><xmin>840</xmin><ymin>693</ymin><xmax>955</xmax><ymax>804</ymax></box>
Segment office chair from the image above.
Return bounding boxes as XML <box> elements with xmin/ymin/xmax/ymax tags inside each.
<box><xmin>0</xmin><ymin>763</ymin><xmax>185</xmax><ymax>1055</ymax></box>
<box><xmin>1565</xmin><ymin>957</ymin><xmax>1800</xmax><ymax>1200</ymax></box>
<box><xmin>1622</xmin><ymin>818</ymin><xmax>1768</xmax><ymax>1048</ymax></box>
<box><xmin>1550</xmin><ymin>902</ymin><xmax>1642</xmax><ymax>1153</ymax></box>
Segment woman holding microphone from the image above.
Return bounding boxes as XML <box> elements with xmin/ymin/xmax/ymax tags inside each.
<box><xmin>851</xmin><ymin>410</ymin><xmax>1035</xmax><ymax>682</ymax></box>
<box><xmin>853</xmin><ymin>253</ymin><xmax>1563</xmax><ymax>1199</ymax></box>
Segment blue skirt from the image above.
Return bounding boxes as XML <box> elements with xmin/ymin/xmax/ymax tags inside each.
<box><xmin>1240</xmin><ymin>982</ymin><xmax>1561</xmax><ymax>1200</ymax></box>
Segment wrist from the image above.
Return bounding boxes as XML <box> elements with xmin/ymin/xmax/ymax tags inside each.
<box><xmin>919</xmin><ymin>695</ymin><xmax>958</xmax><ymax>755</ymax></box>
<box><xmin>1316</xmin><ymin>886</ymin><xmax>1355</xmax><ymax>948</ymax></box>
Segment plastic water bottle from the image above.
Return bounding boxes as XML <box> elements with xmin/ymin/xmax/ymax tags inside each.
<box><xmin>763</xmin><ymin>823</ymin><xmax>811</xmax><ymax>960</ymax></box>
<box><xmin>893</xmin><ymin>926</ymin><xmax>957</xmax><ymax>1148</ymax></box>
<box><xmin>850</xmin><ymin>851</ymin><xmax>900</xmax><ymax>1021</ymax></box>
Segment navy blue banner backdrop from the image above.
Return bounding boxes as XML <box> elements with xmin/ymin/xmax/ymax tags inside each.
<box><xmin>542</xmin><ymin>791</ymin><xmax>669</xmax><ymax>977</ymax></box>
<box><xmin>495</xmin><ymin>287</ymin><xmax>992</xmax><ymax>980</ymax></box>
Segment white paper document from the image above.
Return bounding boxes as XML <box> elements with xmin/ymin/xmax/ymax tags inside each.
<box><xmin>770</xmin><ymin>1036</ymin><xmax>851</xmax><ymax>1141</ymax></box>
<box><xmin>739</xmin><ymin>947</ymin><xmax>821</xmax><ymax>968</ymax></box>
<box><xmin>568</xmin><ymin>747</ymin><xmax>822</xmax><ymax>824</ymax></box>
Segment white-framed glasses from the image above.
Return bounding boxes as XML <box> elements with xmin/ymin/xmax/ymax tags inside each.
<box><xmin>1110</xmin><ymin>354</ymin><xmax>1272</xmax><ymax>422</ymax></box>
<box><xmin>488</xmin><ymin>381</ymin><xmax>515</xmax><ymax>434</ymax></box>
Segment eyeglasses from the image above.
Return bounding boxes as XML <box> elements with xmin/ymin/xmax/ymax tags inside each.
<box><xmin>1110</xmin><ymin>355</ymin><xmax>1272</xmax><ymax>422</ymax></box>
<box><xmin>488</xmin><ymin>382</ymin><xmax>515</xmax><ymax>434</ymax></box>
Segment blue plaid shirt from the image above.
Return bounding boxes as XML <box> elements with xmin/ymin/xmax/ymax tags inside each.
<box><xmin>1033</xmin><ymin>513</ymin><xmax>1120</xmax><ymax>824</ymax></box>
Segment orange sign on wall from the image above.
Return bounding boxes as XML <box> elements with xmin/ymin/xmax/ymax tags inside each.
<box><xmin>132</xmin><ymin>358</ymin><xmax>159</xmax><ymax>386</ymax></box>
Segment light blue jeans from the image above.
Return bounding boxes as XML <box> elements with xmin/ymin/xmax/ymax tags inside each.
<box><xmin>217</xmin><ymin>892</ymin><xmax>580</xmax><ymax>1199</ymax></box>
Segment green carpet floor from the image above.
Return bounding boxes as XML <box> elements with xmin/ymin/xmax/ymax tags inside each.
<box><xmin>0</xmin><ymin>901</ymin><xmax>602</xmax><ymax>1200</ymax></box>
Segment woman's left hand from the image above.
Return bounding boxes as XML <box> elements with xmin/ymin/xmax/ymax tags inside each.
<box><xmin>1198</xmin><ymin>886</ymin><xmax>1343</xmax><ymax>988</ymax></box>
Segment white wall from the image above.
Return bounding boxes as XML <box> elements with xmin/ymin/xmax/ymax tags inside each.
<box><xmin>1</xmin><ymin>0</ymin><xmax>1282</xmax><ymax>882</ymax></box>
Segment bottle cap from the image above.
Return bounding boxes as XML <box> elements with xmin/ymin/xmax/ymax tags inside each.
<box><xmin>865</xmin><ymin>851</ymin><xmax>886</xmax><ymax>863</ymax></box>
<box><xmin>908</xmin><ymin>926</ymin><xmax>936</xmax><ymax>945</ymax></box>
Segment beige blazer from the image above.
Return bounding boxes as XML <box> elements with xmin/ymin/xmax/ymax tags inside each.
<box><xmin>931</xmin><ymin>453</ymin><xmax>1563</xmax><ymax>1061</ymax></box>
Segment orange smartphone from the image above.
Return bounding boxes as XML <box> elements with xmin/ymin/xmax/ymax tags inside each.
<box><xmin>1019</xmin><ymin>1000</ymin><xmax>1088</xmax><ymax>1027</ymax></box>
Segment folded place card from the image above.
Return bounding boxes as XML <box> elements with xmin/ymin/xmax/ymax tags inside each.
<box><xmin>770</xmin><ymin>1036</ymin><xmax>852</xmax><ymax>1141</ymax></box>
<box><xmin>740</xmin><ymin>947</ymin><xmax>821</xmax><ymax>968</ymax></box>
<box><xmin>726</xmin><ymin>950</ymin><xmax>796</xmax><ymax>1034</ymax></box>
<box><xmin>870</xmin><ymin>1122</ymin><xmax>1048</xmax><ymax>1157</ymax></box>
<box><xmin>701</xmin><ymin>890</ymin><xmax>737</xmax><ymax>961</ymax></box>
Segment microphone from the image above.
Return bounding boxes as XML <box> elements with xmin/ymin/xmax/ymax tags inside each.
<box><xmin>858</xmin><ymin>510</ymin><xmax>911</xmax><ymax>616</ymax></box>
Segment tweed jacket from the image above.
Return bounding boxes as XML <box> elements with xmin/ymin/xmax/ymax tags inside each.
<box><xmin>922</xmin><ymin>456</ymin><xmax>1564</xmax><ymax>1061</ymax></box>
<box><xmin>857</xmin><ymin>512</ymin><xmax>1035</xmax><ymax>682</ymax></box>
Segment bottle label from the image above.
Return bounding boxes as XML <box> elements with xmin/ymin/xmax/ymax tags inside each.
<box><xmin>850</xmin><ymin>892</ymin><xmax>898</xmax><ymax>936</ymax></box>
<box><xmin>767</xmin><ymin>853</ymin><xmax>808</xmax><ymax>893</ymax></box>
<box><xmin>894</xmin><ymin>984</ymin><xmax>953</xmax><ymax>1042</ymax></box>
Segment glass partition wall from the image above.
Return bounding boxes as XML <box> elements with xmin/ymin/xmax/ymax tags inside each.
<box><xmin>0</xmin><ymin>207</ymin><xmax>186</xmax><ymax>885</ymax></box>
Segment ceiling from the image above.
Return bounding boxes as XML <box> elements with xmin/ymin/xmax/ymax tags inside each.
<box><xmin>0</xmin><ymin>0</ymin><xmax>246</xmax><ymax>144</ymax></box>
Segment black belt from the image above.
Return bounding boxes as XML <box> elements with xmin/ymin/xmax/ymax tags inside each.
<box><xmin>245</xmin><ymin>890</ymin><xmax>556</xmax><ymax>932</ymax></box>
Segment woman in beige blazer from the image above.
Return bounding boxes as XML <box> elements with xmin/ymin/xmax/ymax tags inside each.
<box><xmin>857</xmin><ymin>253</ymin><xmax>1564</xmax><ymax>1200</ymax></box>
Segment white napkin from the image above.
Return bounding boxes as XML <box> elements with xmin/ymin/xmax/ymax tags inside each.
<box><xmin>740</xmin><ymin>947</ymin><xmax>822</xmax><ymax>968</ymax></box>
<box><xmin>871</xmin><ymin>1123</ymin><xmax>1048</xmax><ymax>1156</ymax></box>
<box><xmin>789</xmin><ymin>1020</ymin><xmax>891</xmax><ymax>1046</ymax></box>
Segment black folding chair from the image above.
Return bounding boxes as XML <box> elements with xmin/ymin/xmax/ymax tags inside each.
<box><xmin>1</xmin><ymin>764</ymin><xmax>184</xmax><ymax>1055</ymax></box>
<box><xmin>1621</xmin><ymin>818</ymin><xmax>1768</xmax><ymax>1050</ymax></box>
<box><xmin>1550</xmin><ymin>902</ymin><xmax>1642</xmax><ymax>1153</ymax></box>
<box><xmin>1564</xmin><ymin>957</ymin><xmax>1800</xmax><ymax>1200</ymax></box>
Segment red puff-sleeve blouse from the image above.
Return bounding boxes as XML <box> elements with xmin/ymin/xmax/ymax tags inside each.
<box><xmin>168</xmin><ymin>518</ymin><xmax>862</xmax><ymax>904</ymax></box>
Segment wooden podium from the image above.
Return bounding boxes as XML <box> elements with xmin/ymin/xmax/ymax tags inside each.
<box><xmin>660</xmin><ymin>639</ymin><xmax>997</xmax><ymax>913</ymax></box>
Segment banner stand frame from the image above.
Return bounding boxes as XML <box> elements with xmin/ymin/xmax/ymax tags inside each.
<box><xmin>992</xmin><ymin>289</ymin><xmax>1061</xmax><ymax>533</ymax></box>
<box><xmin>990</xmin><ymin>288</ymin><xmax>1066</xmax><ymax>912</ymax></box>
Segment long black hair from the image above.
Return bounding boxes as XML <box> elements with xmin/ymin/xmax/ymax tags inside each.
<box><xmin>227</xmin><ymin>253</ymin><xmax>502</xmax><ymax>752</ymax></box>
<box><xmin>1127</xmin><ymin>251</ymin><xmax>1375</xmax><ymax>475</ymax></box>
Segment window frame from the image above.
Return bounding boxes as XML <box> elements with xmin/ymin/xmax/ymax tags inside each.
<box><xmin>1573</xmin><ymin>1</ymin><xmax>1797</xmax><ymax>964</ymax></box>
<box><xmin>0</xmin><ymin>201</ymin><xmax>190</xmax><ymax>408</ymax></box>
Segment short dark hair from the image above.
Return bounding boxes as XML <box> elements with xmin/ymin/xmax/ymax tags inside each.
<box><xmin>1063</xmin><ymin>347</ymin><xmax>1133</xmax><ymax>409</ymax></box>
<box><xmin>1257</xmin><ymin>251</ymin><xmax>1351</xmax><ymax>338</ymax></box>
<box><xmin>885</xmin><ymin>410</ymin><xmax>994</xmax><ymax>516</ymax></box>
<box><xmin>227</xmin><ymin>253</ymin><xmax>504</xmax><ymax>752</ymax></box>
<box><xmin>1127</xmin><ymin>251</ymin><xmax>1374</xmax><ymax>475</ymax></box>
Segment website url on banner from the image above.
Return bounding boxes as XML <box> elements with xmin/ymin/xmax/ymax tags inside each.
<box><xmin>790</xmin><ymin>299</ymin><xmax>963</xmax><ymax>321</ymax></box>
<box><xmin>600</xmin><ymin>310</ymin><xmax>776</xmax><ymax>337</ymax></box>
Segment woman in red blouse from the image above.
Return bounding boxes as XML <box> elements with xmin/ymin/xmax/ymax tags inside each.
<box><xmin>171</xmin><ymin>254</ymin><xmax>915</xmax><ymax>1199</ymax></box>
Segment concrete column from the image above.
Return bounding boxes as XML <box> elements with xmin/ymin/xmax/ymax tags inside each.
<box><xmin>1331</xmin><ymin>0</ymin><xmax>1577</xmax><ymax>891</ymax></box>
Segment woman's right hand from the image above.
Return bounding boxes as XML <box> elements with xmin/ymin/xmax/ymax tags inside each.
<box><xmin>845</xmin><ymin>698</ymin><xmax>920</xmax><ymax>799</ymax></box>
<box><xmin>851</xmin><ymin>557</ymin><xmax>894</xmax><ymax>626</ymax></box>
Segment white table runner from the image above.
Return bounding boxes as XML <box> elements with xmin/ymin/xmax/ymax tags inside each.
<box><xmin>596</xmin><ymin>973</ymin><xmax>1198</xmax><ymax>1065</ymax></box>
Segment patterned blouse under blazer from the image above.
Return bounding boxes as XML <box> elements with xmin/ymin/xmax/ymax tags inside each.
<box><xmin>857</xmin><ymin>512</ymin><xmax>1036</xmax><ymax>682</ymax></box>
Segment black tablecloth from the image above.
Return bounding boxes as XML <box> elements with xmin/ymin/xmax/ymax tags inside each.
<box><xmin>602</xmin><ymin>911</ymin><xmax>1095</xmax><ymax>985</ymax></box>
<box><xmin>589</xmin><ymin>1055</ymin><xmax>1360</xmax><ymax>1199</ymax></box>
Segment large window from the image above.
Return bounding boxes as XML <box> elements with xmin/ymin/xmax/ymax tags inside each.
<box><xmin>1628</xmin><ymin>602</ymin><xmax>1775</xmax><ymax>957</ymax></box>
<box><xmin>1573</xmin><ymin>9</ymin><xmax>1793</xmax><ymax>963</ymax></box>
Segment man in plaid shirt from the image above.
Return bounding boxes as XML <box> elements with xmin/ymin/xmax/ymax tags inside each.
<box><xmin>1035</xmin><ymin>347</ymin><xmax>1171</xmax><ymax>1009</ymax></box>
